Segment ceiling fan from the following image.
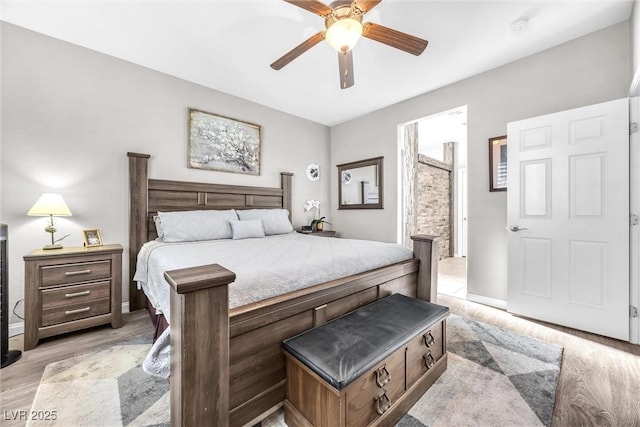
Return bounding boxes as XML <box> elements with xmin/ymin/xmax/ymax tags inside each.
<box><xmin>271</xmin><ymin>0</ymin><xmax>429</xmax><ymax>89</ymax></box>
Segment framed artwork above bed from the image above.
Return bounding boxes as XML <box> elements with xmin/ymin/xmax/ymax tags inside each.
<box><xmin>188</xmin><ymin>108</ymin><xmax>261</xmax><ymax>175</ymax></box>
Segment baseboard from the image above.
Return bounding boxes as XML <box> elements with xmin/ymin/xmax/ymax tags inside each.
<box><xmin>466</xmin><ymin>293</ymin><xmax>507</xmax><ymax>310</ymax></box>
<box><xmin>8</xmin><ymin>321</ymin><xmax>24</xmax><ymax>338</ymax></box>
<box><xmin>9</xmin><ymin>302</ymin><xmax>131</xmax><ymax>338</ymax></box>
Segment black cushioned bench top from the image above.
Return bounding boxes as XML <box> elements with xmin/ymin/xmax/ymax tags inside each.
<box><xmin>282</xmin><ymin>294</ymin><xmax>450</xmax><ymax>390</ymax></box>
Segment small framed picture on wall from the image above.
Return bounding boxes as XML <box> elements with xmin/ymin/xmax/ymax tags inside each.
<box><xmin>82</xmin><ymin>229</ymin><xmax>103</xmax><ymax>247</ymax></box>
<box><xmin>489</xmin><ymin>135</ymin><xmax>507</xmax><ymax>191</ymax></box>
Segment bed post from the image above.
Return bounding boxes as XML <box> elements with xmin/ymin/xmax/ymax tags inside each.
<box><xmin>281</xmin><ymin>172</ymin><xmax>293</xmax><ymax>222</ymax></box>
<box><xmin>128</xmin><ymin>152</ymin><xmax>151</xmax><ymax>311</ymax></box>
<box><xmin>164</xmin><ymin>264</ymin><xmax>236</xmax><ymax>427</ymax></box>
<box><xmin>411</xmin><ymin>235</ymin><xmax>440</xmax><ymax>302</ymax></box>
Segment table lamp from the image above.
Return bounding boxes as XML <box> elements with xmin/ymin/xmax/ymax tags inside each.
<box><xmin>27</xmin><ymin>193</ymin><xmax>73</xmax><ymax>250</ymax></box>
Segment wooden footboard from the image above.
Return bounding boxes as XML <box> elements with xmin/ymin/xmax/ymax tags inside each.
<box><xmin>164</xmin><ymin>236</ymin><xmax>439</xmax><ymax>427</ymax></box>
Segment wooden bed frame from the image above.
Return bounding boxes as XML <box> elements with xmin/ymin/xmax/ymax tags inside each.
<box><xmin>127</xmin><ymin>152</ymin><xmax>441</xmax><ymax>427</ymax></box>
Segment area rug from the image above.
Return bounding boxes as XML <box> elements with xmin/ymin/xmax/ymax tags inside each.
<box><xmin>28</xmin><ymin>315</ymin><xmax>563</xmax><ymax>426</ymax></box>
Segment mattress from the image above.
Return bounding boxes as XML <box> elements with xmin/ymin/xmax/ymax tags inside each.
<box><xmin>134</xmin><ymin>232</ymin><xmax>414</xmax><ymax>377</ymax></box>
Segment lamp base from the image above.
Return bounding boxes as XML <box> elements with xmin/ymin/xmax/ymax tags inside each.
<box><xmin>42</xmin><ymin>244</ymin><xmax>63</xmax><ymax>251</ymax></box>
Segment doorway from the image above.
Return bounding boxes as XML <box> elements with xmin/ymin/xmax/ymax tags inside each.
<box><xmin>399</xmin><ymin>106</ymin><xmax>468</xmax><ymax>299</ymax></box>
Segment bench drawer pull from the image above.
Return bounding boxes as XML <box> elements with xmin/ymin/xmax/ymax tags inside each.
<box><xmin>65</xmin><ymin>290</ymin><xmax>91</xmax><ymax>298</ymax></box>
<box><xmin>65</xmin><ymin>269</ymin><xmax>92</xmax><ymax>276</ymax></box>
<box><xmin>375</xmin><ymin>365</ymin><xmax>391</xmax><ymax>388</ymax></box>
<box><xmin>374</xmin><ymin>390</ymin><xmax>392</xmax><ymax>415</ymax></box>
<box><xmin>423</xmin><ymin>351</ymin><xmax>435</xmax><ymax>369</ymax></box>
<box><xmin>423</xmin><ymin>331</ymin><xmax>435</xmax><ymax>347</ymax></box>
<box><xmin>65</xmin><ymin>307</ymin><xmax>91</xmax><ymax>315</ymax></box>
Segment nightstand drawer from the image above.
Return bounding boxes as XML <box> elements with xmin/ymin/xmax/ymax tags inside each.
<box><xmin>41</xmin><ymin>260</ymin><xmax>111</xmax><ymax>287</ymax></box>
<box><xmin>42</xmin><ymin>298</ymin><xmax>111</xmax><ymax>327</ymax></box>
<box><xmin>41</xmin><ymin>281</ymin><xmax>111</xmax><ymax>310</ymax></box>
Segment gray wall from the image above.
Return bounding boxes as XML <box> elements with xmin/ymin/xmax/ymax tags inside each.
<box><xmin>1</xmin><ymin>23</ymin><xmax>330</xmax><ymax>324</ymax></box>
<box><xmin>330</xmin><ymin>22</ymin><xmax>631</xmax><ymax>305</ymax></box>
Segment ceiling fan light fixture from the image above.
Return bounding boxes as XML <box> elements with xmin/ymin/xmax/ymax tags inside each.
<box><xmin>325</xmin><ymin>18</ymin><xmax>363</xmax><ymax>53</ymax></box>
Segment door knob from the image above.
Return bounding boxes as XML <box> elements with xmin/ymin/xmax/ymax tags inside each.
<box><xmin>509</xmin><ymin>225</ymin><xmax>528</xmax><ymax>232</ymax></box>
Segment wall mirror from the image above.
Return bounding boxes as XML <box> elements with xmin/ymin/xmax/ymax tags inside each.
<box><xmin>337</xmin><ymin>156</ymin><xmax>384</xmax><ymax>209</ymax></box>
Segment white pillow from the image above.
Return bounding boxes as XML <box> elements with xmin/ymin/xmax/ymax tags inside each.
<box><xmin>157</xmin><ymin>210</ymin><xmax>238</xmax><ymax>242</ymax></box>
<box><xmin>230</xmin><ymin>219</ymin><xmax>266</xmax><ymax>240</ymax></box>
<box><xmin>236</xmin><ymin>209</ymin><xmax>293</xmax><ymax>235</ymax></box>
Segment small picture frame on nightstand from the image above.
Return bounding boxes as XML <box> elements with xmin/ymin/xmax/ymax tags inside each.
<box><xmin>82</xmin><ymin>229</ymin><xmax>103</xmax><ymax>247</ymax></box>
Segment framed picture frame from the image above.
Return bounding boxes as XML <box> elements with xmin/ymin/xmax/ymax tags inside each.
<box><xmin>489</xmin><ymin>135</ymin><xmax>507</xmax><ymax>192</ymax></box>
<box><xmin>82</xmin><ymin>229</ymin><xmax>103</xmax><ymax>247</ymax></box>
<box><xmin>188</xmin><ymin>108</ymin><xmax>261</xmax><ymax>175</ymax></box>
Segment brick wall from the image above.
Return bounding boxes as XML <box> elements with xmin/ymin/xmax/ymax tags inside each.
<box><xmin>417</xmin><ymin>153</ymin><xmax>452</xmax><ymax>259</ymax></box>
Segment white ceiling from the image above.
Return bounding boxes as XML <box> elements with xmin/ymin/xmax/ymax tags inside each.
<box><xmin>0</xmin><ymin>1</ymin><xmax>634</xmax><ymax>126</ymax></box>
<box><xmin>418</xmin><ymin>106</ymin><xmax>467</xmax><ymax>166</ymax></box>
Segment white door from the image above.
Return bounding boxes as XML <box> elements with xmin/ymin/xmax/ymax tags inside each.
<box><xmin>507</xmin><ymin>98</ymin><xmax>629</xmax><ymax>341</ymax></box>
<box><xmin>458</xmin><ymin>168</ymin><xmax>468</xmax><ymax>257</ymax></box>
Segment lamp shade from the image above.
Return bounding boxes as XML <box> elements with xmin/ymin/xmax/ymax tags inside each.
<box><xmin>27</xmin><ymin>193</ymin><xmax>72</xmax><ymax>217</ymax></box>
<box><xmin>325</xmin><ymin>18</ymin><xmax>363</xmax><ymax>53</ymax></box>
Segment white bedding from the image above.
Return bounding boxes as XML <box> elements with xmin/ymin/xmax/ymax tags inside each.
<box><xmin>134</xmin><ymin>232</ymin><xmax>413</xmax><ymax>377</ymax></box>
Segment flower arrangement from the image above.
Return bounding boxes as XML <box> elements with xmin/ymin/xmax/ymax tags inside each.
<box><xmin>304</xmin><ymin>199</ymin><xmax>320</xmax><ymax>216</ymax></box>
<box><xmin>304</xmin><ymin>199</ymin><xmax>330</xmax><ymax>231</ymax></box>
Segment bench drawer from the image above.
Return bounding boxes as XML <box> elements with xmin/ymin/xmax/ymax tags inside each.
<box><xmin>346</xmin><ymin>349</ymin><xmax>405</xmax><ymax>427</ymax></box>
<box><xmin>406</xmin><ymin>321</ymin><xmax>445</xmax><ymax>388</ymax></box>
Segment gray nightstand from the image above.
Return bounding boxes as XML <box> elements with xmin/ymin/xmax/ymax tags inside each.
<box><xmin>23</xmin><ymin>244</ymin><xmax>123</xmax><ymax>350</ymax></box>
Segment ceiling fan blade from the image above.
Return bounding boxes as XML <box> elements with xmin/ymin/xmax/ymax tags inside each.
<box><xmin>338</xmin><ymin>51</ymin><xmax>354</xmax><ymax>89</ymax></box>
<box><xmin>284</xmin><ymin>0</ymin><xmax>333</xmax><ymax>17</ymax></box>
<box><xmin>271</xmin><ymin>31</ymin><xmax>326</xmax><ymax>70</ymax></box>
<box><xmin>362</xmin><ymin>22</ymin><xmax>428</xmax><ymax>56</ymax></box>
<box><xmin>353</xmin><ymin>0</ymin><xmax>382</xmax><ymax>15</ymax></box>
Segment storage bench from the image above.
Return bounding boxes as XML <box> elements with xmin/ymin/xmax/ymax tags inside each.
<box><xmin>282</xmin><ymin>294</ymin><xmax>450</xmax><ymax>427</ymax></box>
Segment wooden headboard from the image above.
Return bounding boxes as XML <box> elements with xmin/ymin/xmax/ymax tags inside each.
<box><xmin>127</xmin><ymin>152</ymin><xmax>293</xmax><ymax>311</ymax></box>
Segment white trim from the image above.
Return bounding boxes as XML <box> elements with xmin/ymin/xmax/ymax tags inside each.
<box><xmin>8</xmin><ymin>302</ymin><xmax>131</xmax><ymax>338</ymax></box>
<box><xmin>457</xmin><ymin>168</ymin><xmax>468</xmax><ymax>257</ymax></box>
<box><xmin>9</xmin><ymin>321</ymin><xmax>24</xmax><ymax>338</ymax></box>
<box><xmin>630</xmin><ymin>96</ymin><xmax>639</xmax><ymax>345</ymax></box>
<box><xmin>630</xmin><ymin>69</ymin><xmax>640</xmax><ymax>97</ymax></box>
<box><xmin>466</xmin><ymin>293</ymin><xmax>507</xmax><ymax>310</ymax></box>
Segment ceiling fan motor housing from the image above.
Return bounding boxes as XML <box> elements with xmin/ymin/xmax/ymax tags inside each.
<box><xmin>325</xmin><ymin>2</ymin><xmax>363</xmax><ymax>29</ymax></box>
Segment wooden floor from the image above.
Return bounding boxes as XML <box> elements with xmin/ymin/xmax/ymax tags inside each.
<box><xmin>2</xmin><ymin>296</ymin><xmax>640</xmax><ymax>426</ymax></box>
<box><xmin>0</xmin><ymin>311</ymin><xmax>153</xmax><ymax>427</ymax></box>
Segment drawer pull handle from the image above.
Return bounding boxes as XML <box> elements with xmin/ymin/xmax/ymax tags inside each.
<box><xmin>65</xmin><ymin>270</ymin><xmax>92</xmax><ymax>276</ymax></box>
<box><xmin>423</xmin><ymin>331</ymin><xmax>435</xmax><ymax>347</ymax></box>
<box><xmin>374</xmin><ymin>390</ymin><xmax>392</xmax><ymax>416</ymax></box>
<box><xmin>423</xmin><ymin>351</ymin><xmax>435</xmax><ymax>369</ymax></box>
<box><xmin>375</xmin><ymin>365</ymin><xmax>391</xmax><ymax>388</ymax></box>
<box><xmin>65</xmin><ymin>307</ymin><xmax>91</xmax><ymax>315</ymax></box>
<box><xmin>65</xmin><ymin>290</ymin><xmax>91</xmax><ymax>298</ymax></box>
